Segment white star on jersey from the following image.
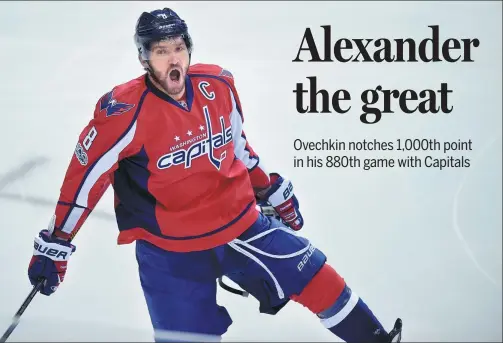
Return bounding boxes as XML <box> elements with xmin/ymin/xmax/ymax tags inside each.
<box><xmin>174</xmin><ymin>136</ymin><xmax>180</xmax><ymax>141</ymax></box>
<box><xmin>187</xmin><ymin>130</ymin><xmax>193</xmax><ymax>136</ymax></box>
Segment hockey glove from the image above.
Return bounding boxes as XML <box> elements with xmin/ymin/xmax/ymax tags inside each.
<box><xmin>28</xmin><ymin>229</ymin><xmax>76</xmax><ymax>296</ymax></box>
<box><xmin>262</xmin><ymin>173</ymin><xmax>304</xmax><ymax>231</ymax></box>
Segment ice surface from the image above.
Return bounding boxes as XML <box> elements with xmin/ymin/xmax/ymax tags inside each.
<box><xmin>0</xmin><ymin>1</ymin><xmax>501</xmax><ymax>342</ymax></box>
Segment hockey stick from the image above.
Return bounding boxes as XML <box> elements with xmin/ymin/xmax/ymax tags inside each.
<box><xmin>0</xmin><ymin>278</ymin><xmax>45</xmax><ymax>342</ymax></box>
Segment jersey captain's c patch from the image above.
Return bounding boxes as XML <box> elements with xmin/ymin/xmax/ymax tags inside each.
<box><xmin>100</xmin><ymin>89</ymin><xmax>135</xmax><ymax>117</ymax></box>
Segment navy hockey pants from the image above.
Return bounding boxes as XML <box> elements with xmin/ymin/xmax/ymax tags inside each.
<box><xmin>135</xmin><ymin>211</ymin><xmax>327</xmax><ymax>341</ymax></box>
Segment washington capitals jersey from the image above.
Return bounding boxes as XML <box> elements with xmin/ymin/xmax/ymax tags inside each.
<box><xmin>52</xmin><ymin>64</ymin><xmax>271</xmax><ymax>252</ymax></box>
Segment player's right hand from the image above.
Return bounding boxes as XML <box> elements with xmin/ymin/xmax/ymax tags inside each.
<box><xmin>28</xmin><ymin>229</ymin><xmax>76</xmax><ymax>296</ymax></box>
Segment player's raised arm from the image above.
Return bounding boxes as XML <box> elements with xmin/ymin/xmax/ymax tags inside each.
<box><xmin>27</xmin><ymin>86</ymin><xmax>144</xmax><ymax>295</ymax></box>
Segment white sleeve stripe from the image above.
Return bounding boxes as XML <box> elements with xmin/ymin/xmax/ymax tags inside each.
<box><xmin>76</xmin><ymin>121</ymin><xmax>137</xmax><ymax>207</ymax></box>
<box><xmin>61</xmin><ymin>207</ymin><xmax>85</xmax><ymax>234</ymax></box>
<box><xmin>61</xmin><ymin>121</ymin><xmax>137</xmax><ymax>233</ymax></box>
<box><xmin>248</xmin><ymin>156</ymin><xmax>261</xmax><ymax>171</ymax></box>
<box><xmin>320</xmin><ymin>290</ymin><xmax>360</xmax><ymax>328</ymax></box>
<box><xmin>229</xmin><ymin>89</ymin><xmax>256</xmax><ymax>169</ymax></box>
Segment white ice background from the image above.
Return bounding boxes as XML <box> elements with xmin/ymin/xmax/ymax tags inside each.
<box><xmin>0</xmin><ymin>2</ymin><xmax>501</xmax><ymax>342</ymax></box>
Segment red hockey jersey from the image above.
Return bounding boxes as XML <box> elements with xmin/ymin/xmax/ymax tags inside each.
<box><xmin>52</xmin><ymin>64</ymin><xmax>271</xmax><ymax>252</ymax></box>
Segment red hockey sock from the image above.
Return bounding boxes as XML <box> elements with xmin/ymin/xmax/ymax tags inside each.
<box><xmin>290</xmin><ymin>263</ymin><xmax>346</xmax><ymax>314</ymax></box>
<box><xmin>290</xmin><ymin>263</ymin><xmax>391</xmax><ymax>343</ymax></box>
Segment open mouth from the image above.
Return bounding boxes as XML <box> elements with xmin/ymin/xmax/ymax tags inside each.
<box><xmin>169</xmin><ymin>69</ymin><xmax>181</xmax><ymax>83</ymax></box>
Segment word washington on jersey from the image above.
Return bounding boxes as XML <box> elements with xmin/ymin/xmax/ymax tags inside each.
<box><xmin>157</xmin><ymin>107</ymin><xmax>232</xmax><ymax>170</ymax></box>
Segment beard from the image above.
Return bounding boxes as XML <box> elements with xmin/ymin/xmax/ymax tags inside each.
<box><xmin>156</xmin><ymin>65</ymin><xmax>188</xmax><ymax>97</ymax></box>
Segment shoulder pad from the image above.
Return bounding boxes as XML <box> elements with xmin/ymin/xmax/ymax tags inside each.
<box><xmin>219</xmin><ymin>68</ymin><xmax>233</xmax><ymax>79</ymax></box>
<box><xmin>96</xmin><ymin>76</ymin><xmax>144</xmax><ymax>118</ymax></box>
<box><xmin>189</xmin><ymin>63</ymin><xmax>233</xmax><ymax>80</ymax></box>
<box><xmin>99</xmin><ymin>88</ymin><xmax>136</xmax><ymax>118</ymax></box>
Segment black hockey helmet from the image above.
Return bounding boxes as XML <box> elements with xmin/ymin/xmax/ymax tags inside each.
<box><xmin>134</xmin><ymin>8</ymin><xmax>193</xmax><ymax>62</ymax></box>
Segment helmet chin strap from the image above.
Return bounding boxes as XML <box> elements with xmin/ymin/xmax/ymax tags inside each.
<box><xmin>140</xmin><ymin>57</ymin><xmax>166</xmax><ymax>91</ymax></box>
<box><xmin>145</xmin><ymin>61</ymin><xmax>162</xmax><ymax>85</ymax></box>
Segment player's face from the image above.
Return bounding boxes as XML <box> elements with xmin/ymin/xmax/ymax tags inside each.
<box><xmin>148</xmin><ymin>37</ymin><xmax>190</xmax><ymax>99</ymax></box>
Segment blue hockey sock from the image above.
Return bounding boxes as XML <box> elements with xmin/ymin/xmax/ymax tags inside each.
<box><xmin>317</xmin><ymin>285</ymin><xmax>389</xmax><ymax>343</ymax></box>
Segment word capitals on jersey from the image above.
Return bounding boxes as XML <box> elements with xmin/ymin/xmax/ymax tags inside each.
<box><xmin>157</xmin><ymin>106</ymin><xmax>232</xmax><ymax>170</ymax></box>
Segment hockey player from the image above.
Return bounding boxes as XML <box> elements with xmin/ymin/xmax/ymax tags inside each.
<box><xmin>27</xmin><ymin>8</ymin><xmax>402</xmax><ymax>343</ymax></box>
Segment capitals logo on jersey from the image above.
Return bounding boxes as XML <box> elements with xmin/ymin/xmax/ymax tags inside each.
<box><xmin>100</xmin><ymin>90</ymin><xmax>135</xmax><ymax>117</ymax></box>
<box><xmin>157</xmin><ymin>106</ymin><xmax>232</xmax><ymax>171</ymax></box>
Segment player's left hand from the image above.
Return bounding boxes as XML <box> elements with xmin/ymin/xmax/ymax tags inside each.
<box><xmin>260</xmin><ymin>173</ymin><xmax>304</xmax><ymax>231</ymax></box>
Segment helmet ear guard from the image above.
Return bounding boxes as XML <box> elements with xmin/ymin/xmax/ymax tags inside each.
<box><xmin>137</xmin><ymin>53</ymin><xmax>151</xmax><ymax>72</ymax></box>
